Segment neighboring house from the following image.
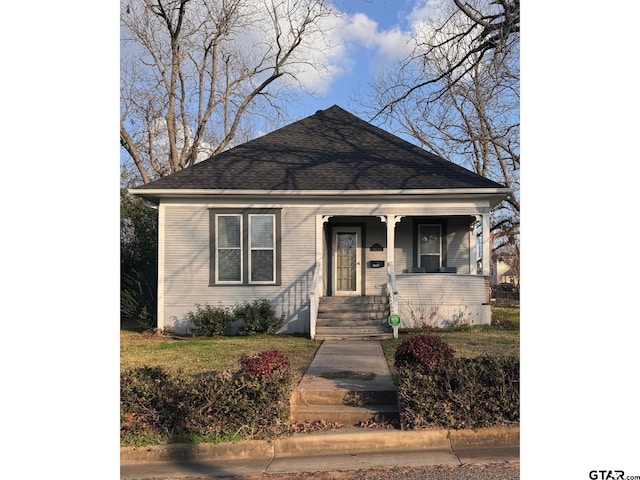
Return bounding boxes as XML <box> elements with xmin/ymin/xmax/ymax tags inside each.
<box><xmin>129</xmin><ymin>105</ymin><xmax>512</xmax><ymax>338</ymax></box>
<box><xmin>492</xmin><ymin>253</ymin><xmax>519</xmax><ymax>286</ymax></box>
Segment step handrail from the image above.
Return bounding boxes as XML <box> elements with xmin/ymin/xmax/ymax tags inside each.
<box><xmin>309</xmin><ymin>263</ymin><xmax>322</xmax><ymax>340</ymax></box>
<box><xmin>387</xmin><ymin>263</ymin><xmax>399</xmax><ymax>317</ymax></box>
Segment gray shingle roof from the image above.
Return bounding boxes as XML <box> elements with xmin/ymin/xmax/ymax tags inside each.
<box><xmin>134</xmin><ymin>105</ymin><xmax>506</xmax><ymax>191</ymax></box>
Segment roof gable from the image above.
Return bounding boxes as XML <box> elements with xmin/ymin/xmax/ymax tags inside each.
<box><xmin>134</xmin><ymin>105</ymin><xmax>506</xmax><ymax>192</ymax></box>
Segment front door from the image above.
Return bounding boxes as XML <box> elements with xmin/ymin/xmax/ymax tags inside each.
<box><xmin>332</xmin><ymin>226</ymin><xmax>362</xmax><ymax>296</ymax></box>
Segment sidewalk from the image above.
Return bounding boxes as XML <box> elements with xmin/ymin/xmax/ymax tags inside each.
<box><xmin>121</xmin><ymin>426</ymin><xmax>519</xmax><ymax>479</ymax></box>
<box><xmin>121</xmin><ymin>340</ymin><xmax>519</xmax><ymax>479</ymax></box>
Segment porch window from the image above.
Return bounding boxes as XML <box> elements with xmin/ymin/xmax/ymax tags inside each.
<box><xmin>210</xmin><ymin>209</ymin><xmax>281</xmax><ymax>285</ymax></box>
<box><xmin>418</xmin><ymin>224</ymin><xmax>441</xmax><ymax>272</ymax></box>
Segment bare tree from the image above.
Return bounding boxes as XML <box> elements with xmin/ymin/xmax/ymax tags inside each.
<box><xmin>121</xmin><ymin>0</ymin><xmax>337</xmax><ymax>184</ymax></box>
<box><xmin>370</xmin><ymin>0</ymin><xmax>519</xmax><ymax>119</ymax></box>
<box><xmin>366</xmin><ymin>0</ymin><xmax>519</xmax><ymax>251</ymax></box>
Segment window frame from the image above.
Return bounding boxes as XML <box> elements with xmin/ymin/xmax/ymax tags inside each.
<box><xmin>248</xmin><ymin>213</ymin><xmax>277</xmax><ymax>284</ymax></box>
<box><xmin>209</xmin><ymin>209</ymin><xmax>281</xmax><ymax>286</ymax></box>
<box><xmin>214</xmin><ymin>213</ymin><xmax>243</xmax><ymax>284</ymax></box>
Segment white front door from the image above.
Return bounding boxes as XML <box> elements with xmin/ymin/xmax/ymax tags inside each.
<box><xmin>332</xmin><ymin>226</ymin><xmax>362</xmax><ymax>296</ymax></box>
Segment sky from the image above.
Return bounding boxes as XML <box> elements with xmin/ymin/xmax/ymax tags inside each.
<box><xmin>271</xmin><ymin>0</ymin><xmax>441</xmax><ymax>124</ymax></box>
<box><xmin>4</xmin><ymin>2</ymin><xmax>640</xmax><ymax>479</ymax></box>
<box><xmin>290</xmin><ymin>0</ymin><xmax>423</xmax><ymax>116</ymax></box>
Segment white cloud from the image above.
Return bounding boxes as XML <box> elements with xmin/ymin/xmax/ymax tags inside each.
<box><xmin>223</xmin><ymin>1</ymin><xmax>446</xmax><ymax>97</ymax></box>
<box><xmin>405</xmin><ymin>0</ymin><xmax>448</xmax><ymax>26</ymax></box>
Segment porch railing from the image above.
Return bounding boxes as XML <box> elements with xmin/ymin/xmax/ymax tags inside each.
<box><xmin>309</xmin><ymin>263</ymin><xmax>322</xmax><ymax>340</ymax></box>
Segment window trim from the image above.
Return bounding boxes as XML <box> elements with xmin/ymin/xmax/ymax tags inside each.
<box><xmin>209</xmin><ymin>209</ymin><xmax>281</xmax><ymax>286</ymax></box>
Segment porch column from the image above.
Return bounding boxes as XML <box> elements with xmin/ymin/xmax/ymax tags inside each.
<box><xmin>315</xmin><ymin>215</ymin><xmax>332</xmax><ymax>277</ymax></box>
<box><xmin>379</xmin><ymin>215</ymin><xmax>403</xmax><ymax>269</ymax></box>
<box><xmin>481</xmin><ymin>213</ymin><xmax>491</xmax><ymax>276</ymax></box>
<box><xmin>470</xmin><ymin>217</ymin><xmax>478</xmax><ymax>275</ymax></box>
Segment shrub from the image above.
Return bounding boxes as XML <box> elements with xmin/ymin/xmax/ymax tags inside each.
<box><xmin>185</xmin><ymin>303</ymin><xmax>233</xmax><ymax>336</ymax></box>
<box><xmin>120</xmin><ymin>367</ymin><xmax>192</xmax><ymax>444</ymax></box>
<box><xmin>239</xmin><ymin>349</ymin><xmax>290</xmax><ymax>379</ymax></box>
<box><xmin>121</xmin><ymin>351</ymin><xmax>294</xmax><ymax>446</ymax></box>
<box><xmin>234</xmin><ymin>298</ymin><xmax>284</xmax><ymax>335</ymax></box>
<box><xmin>397</xmin><ymin>356</ymin><xmax>520</xmax><ymax>430</ymax></box>
<box><xmin>394</xmin><ymin>334</ymin><xmax>455</xmax><ymax>371</ymax></box>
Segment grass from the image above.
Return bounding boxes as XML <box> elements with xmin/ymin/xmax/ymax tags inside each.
<box><xmin>121</xmin><ymin>306</ymin><xmax>519</xmax><ymax>379</ymax></box>
<box><xmin>120</xmin><ymin>331</ymin><xmax>320</xmax><ymax>378</ymax></box>
<box><xmin>380</xmin><ymin>306</ymin><xmax>520</xmax><ymax>377</ymax></box>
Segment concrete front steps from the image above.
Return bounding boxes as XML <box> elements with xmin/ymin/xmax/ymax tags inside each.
<box><xmin>290</xmin><ymin>387</ymin><xmax>399</xmax><ymax>425</ymax></box>
<box><xmin>290</xmin><ymin>341</ymin><xmax>399</xmax><ymax>426</ymax></box>
<box><xmin>315</xmin><ymin>296</ymin><xmax>394</xmax><ymax>341</ymax></box>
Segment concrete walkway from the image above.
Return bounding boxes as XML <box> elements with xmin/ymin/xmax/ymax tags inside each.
<box><xmin>291</xmin><ymin>340</ymin><xmax>398</xmax><ymax>424</ymax></box>
<box><xmin>297</xmin><ymin>340</ymin><xmax>395</xmax><ymax>391</ymax></box>
<box><xmin>120</xmin><ymin>340</ymin><xmax>520</xmax><ymax>479</ymax></box>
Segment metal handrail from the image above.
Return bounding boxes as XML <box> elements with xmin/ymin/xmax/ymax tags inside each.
<box><xmin>309</xmin><ymin>263</ymin><xmax>321</xmax><ymax>340</ymax></box>
<box><xmin>387</xmin><ymin>263</ymin><xmax>399</xmax><ymax>315</ymax></box>
<box><xmin>387</xmin><ymin>263</ymin><xmax>399</xmax><ymax>338</ymax></box>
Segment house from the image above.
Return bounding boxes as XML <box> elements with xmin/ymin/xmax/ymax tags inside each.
<box><xmin>492</xmin><ymin>253</ymin><xmax>519</xmax><ymax>286</ymax></box>
<box><xmin>129</xmin><ymin>105</ymin><xmax>512</xmax><ymax>338</ymax></box>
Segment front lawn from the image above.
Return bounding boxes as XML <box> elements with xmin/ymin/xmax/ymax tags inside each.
<box><xmin>381</xmin><ymin>306</ymin><xmax>520</xmax><ymax>377</ymax></box>
<box><xmin>121</xmin><ymin>306</ymin><xmax>519</xmax><ymax>379</ymax></box>
<box><xmin>120</xmin><ymin>331</ymin><xmax>320</xmax><ymax>378</ymax></box>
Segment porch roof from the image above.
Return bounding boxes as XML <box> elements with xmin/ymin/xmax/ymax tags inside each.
<box><xmin>131</xmin><ymin>105</ymin><xmax>509</xmax><ymax>197</ymax></box>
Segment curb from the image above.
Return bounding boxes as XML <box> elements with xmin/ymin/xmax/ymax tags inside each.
<box><xmin>120</xmin><ymin>425</ymin><xmax>519</xmax><ymax>465</ymax></box>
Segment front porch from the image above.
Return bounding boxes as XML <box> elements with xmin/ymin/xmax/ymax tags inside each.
<box><xmin>309</xmin><ymin>213</ymin><xmax>493</xmax><ymax>339</ymax></box>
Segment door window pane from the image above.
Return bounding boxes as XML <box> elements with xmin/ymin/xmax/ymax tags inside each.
<box><xmin>336</xmin><ymin>232</ymin><xmax>357</xmax><ymax>291</ymax></box>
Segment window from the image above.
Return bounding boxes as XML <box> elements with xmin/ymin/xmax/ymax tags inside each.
<box><xmin>210</xmin><ymin>209</ymin><xmax>281</xmax><ymax>285</ymax></box>
<box><xmin>249</xmin><ymin>214</ymin><xmax>275</xmax><ymax>283</ymax></box>
<box><xmin>418</xmin><ymin>224</ymin><xmax>441</xmax><ymax>272</ymax></box>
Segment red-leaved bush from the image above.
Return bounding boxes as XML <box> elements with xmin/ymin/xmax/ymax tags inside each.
<box><xmin>239</xmin><ymin>349</ymin><xmax>290</xmax><ymax>378</ymax></box>
<box><xmin>394</xmin><ymin>334</ymin><xmax>455</xmax><ymax>371</ymax></box>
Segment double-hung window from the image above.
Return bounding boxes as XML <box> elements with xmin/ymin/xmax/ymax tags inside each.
<box><xmin>418</xmin><ymin>224</ymin><xmax>442</xmax><ymax>273</ymax></box>
<box><xmin>210</xmin><ymin>209</ymin><xmax>280</xmax><ymax>285</ymax></box>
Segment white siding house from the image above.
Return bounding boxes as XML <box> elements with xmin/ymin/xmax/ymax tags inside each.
<box><xmin>130</xmin><ymin>106</ymin><xmax>512</xmax><ymax>338</ymax></box>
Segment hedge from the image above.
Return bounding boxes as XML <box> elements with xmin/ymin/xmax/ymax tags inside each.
<box><xmin>397</xmin><ymin>356</ymin><xmax>520</xmax><ymax>430</ymax></box>
<box><xmin>120</xmin><ymin>351</ymin><xmax>294</xmax><ymax>446</ymax></box>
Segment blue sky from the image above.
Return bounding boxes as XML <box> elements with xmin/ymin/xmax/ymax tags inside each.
<box><xmin>285</xmin><ymin>0</ymin><xmax>437</xmax><ymax>121</ymax></box>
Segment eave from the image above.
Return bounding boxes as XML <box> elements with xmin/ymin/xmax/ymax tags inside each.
<box><xmin>129</xmin><ymin>187</ymin><xmax>513</xmax><ymax>208</ymax></box>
